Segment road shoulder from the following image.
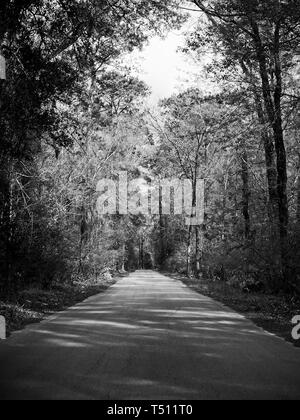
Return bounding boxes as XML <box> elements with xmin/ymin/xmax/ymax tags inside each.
<box><xmin>165</xmin><ymin>272</ymin><xmax>300</xmax><ymax>349</ymax></box>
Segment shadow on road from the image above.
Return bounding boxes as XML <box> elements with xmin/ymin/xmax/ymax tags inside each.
<box><xmin>0</xmin><ymin>271</ymin><xmax>300</xmax><ymax>400</ymax></box>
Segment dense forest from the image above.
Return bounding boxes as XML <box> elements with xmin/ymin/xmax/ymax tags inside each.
<box><xmin>0</xmin><ymin>0</ymin><xmax>300</xmax><ymax>307</ymax></box>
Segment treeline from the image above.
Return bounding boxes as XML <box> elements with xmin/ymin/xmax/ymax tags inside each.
<box><xmin>0</xmin><ymin>0</ymin><xmax>183</xmax><ymax>293</ymax></box>
<box><xmin>1</xmin><ymin>0</ymin><xmax>300</xmax><ymax>296</ymax></box>
<box><xmin>150</xmin><ymin>0</ymin><xmax>300</xmax><ymax>293</ymax></box>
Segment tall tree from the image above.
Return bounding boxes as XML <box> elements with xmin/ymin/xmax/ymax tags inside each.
<box><xmin>0</xmin><ymin>0</ymin><xmax>185</xmax><ymax>290</ymax></box>
<box><xmin>152</xmin><ymin>90</ymin><xmax>230</xmax><ymax>276</ymax></box>
<box><xmin>187</xmin><ymin>0</ymin><xmax>300</xmax><ymax>279</ymax></box>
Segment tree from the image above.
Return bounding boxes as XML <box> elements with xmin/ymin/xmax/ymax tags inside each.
<box><xmin>151</xmin><ymin>89</ymin><xmax>231</xmax><ymax>277</ymax></box>
<box><xmin>0</xmin><ymin>0</ymin><xmax>185</xmax><ymax>291</ymax></box>
<box><xmin>186</xmin><ymin>0</ymin><xmax>300</xmax><ymax>282</ymax></box>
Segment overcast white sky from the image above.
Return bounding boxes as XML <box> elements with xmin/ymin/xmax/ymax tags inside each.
<box><xmin>138</xmin><ymin>32</ymin><xmax>194</xmax><ymax>103</ymax></box>
<box><xmin>123</xmin><ymin>13</ymin><xmax>216</xmax><ymax>106</ymax></box>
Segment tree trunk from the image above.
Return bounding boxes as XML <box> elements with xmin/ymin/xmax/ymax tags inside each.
<box><xmin>122</xmin><ymin>243</ymin><xmax>126</xmax><ymax>271</ymax></box>
<box><xmin>254</xmin><ymin>97</ymin><xmax>279</xmax><ymax>227</ymax></box>
<box><xmin>158</xmin><ymin>184</ymin><xmax>169</xmax><ymax>268</ymax></box>
<box><xmin>139</xmin><ymin>235</ymin><xmax>144</xmax><ymax>269</ymax></box>
<box><xmin>272</xmin><ymin>27</ymin><xmax>289</xmax><ymax>280</ymax></box>
<box><xmin>187</xmin><ymin>178</ymin><xmax>198</xmax><ymax>277</ymax></box>
<box><xmin>195</xmin><ymin>226</ymin><xmax>204</xmax><ymax>278</ymax></box>
<box><xmin>240</xmin><ymin>59</ymin><xmax>279</xmax><ymax>230</ymax></box>
<box><xmin>251</xmin><ymin>21</ymin><xmax>289</xmax><ymax>277</ymax></box>
<box><xmin>273</xmin><ymin>23</ymin><xmax>289</xmax><ymax>243</ymax></box>
<box><xmin>159</xmin><ymin>213</ymin><xmax>165</xmax><ymax>267</ymax></box>
<box><xmin>195</xmin><ymin>227</ymin><xmax>200</xmax><ymax>277</ymax></box>
<box><xmin>241</xmin><ymin>151</ymin><xmax>251</xmax><ymax>239</ymax></box>
<box><xmin>186</xmin><ymin>224</ymin><xmax>193</xmax><ymax>277</ymax></box>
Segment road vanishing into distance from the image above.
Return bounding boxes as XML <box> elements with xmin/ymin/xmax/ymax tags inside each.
<box><xmin>0</xmin><ymin>270</ymin><xmax>300</xmax><ymax>400</ymax></box>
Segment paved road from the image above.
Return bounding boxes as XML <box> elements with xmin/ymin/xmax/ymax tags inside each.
<box><xmin>0</xmin><ymin>270</ymin><xmax>300</xmax><ymax>400</ymax></box>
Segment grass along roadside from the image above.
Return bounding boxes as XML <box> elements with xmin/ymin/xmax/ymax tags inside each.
<box><xmin>166</xmin><ymin>272</ymin><xmax>300</xmax><ymax>348</ymax></box>
<box><xmin>0</xmin><ymin>272</ymin><xmax>125</xmax><ymax>337</ymax></box>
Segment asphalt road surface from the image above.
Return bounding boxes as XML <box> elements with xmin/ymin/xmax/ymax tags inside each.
<box><xmin>0</xmin><ymin>270</ymin><xmax>300</xmax><ymax>400</ymax></box>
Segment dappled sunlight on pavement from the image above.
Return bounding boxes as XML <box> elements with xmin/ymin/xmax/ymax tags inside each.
<box><xmin>0</xmin><ymin>271</ymin><xmax>300</xmax><ymax>400</ymax></box>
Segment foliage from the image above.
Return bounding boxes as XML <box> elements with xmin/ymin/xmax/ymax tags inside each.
<box><xmin>0</xmin><ymin>0</ymin><xmax>299</xmax><ymax>302</ymax></box>
<box><xmin>0</xmin><ymin>0</ymin><xmax>184</xmax><ymax>293</ymax></box>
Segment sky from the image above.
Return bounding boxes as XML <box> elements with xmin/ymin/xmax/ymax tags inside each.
<box><xmin>137</xmin><ymin>32</ymin><xmax>194</xmax><ymax>104</ymax></box>
<box><xmin>123</xmin><ymin>13</ymin><xmax>216</xmax><ymax>106</ymax></box>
